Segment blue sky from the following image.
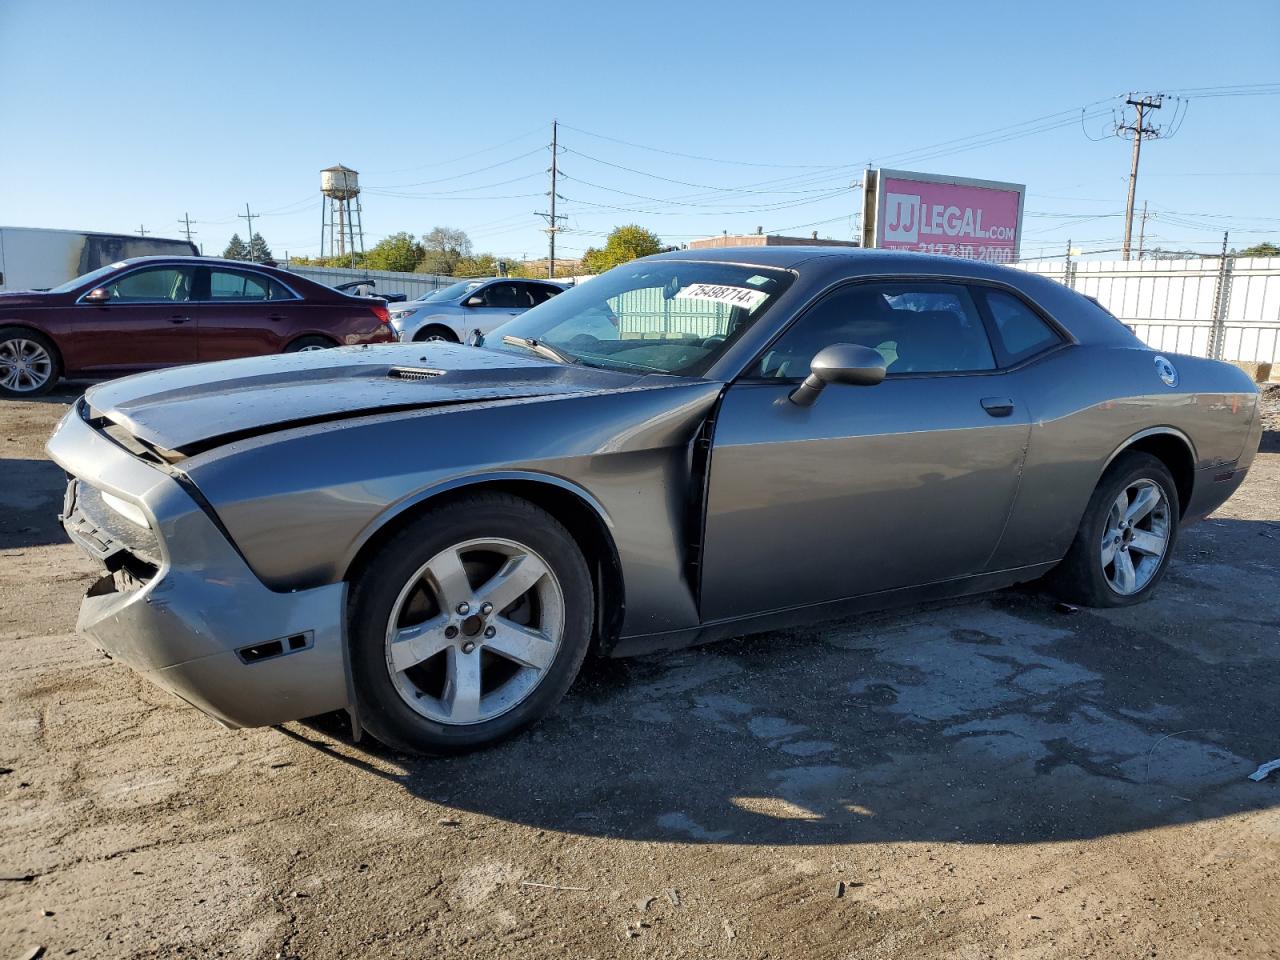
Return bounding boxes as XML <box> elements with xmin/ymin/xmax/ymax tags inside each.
<box><xmin>2</xmin><ymin>0</ymin><xmax>1277</xmax><ymax>263</ymax></box>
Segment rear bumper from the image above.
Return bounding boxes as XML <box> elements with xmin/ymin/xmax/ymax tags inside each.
<box><xmin>47</xmin><ymin>404</ymin><xmax>351</xmax><ymax>729</ymax></box>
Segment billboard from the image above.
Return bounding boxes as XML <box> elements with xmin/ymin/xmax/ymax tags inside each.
<box><xmin>861</xmin><ymin>168</ymin><xmax>1025</xmax><ymax>263</ymax></box>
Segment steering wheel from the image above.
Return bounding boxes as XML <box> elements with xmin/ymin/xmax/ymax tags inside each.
<box><xmin>701</xmin><ymin>335</ymin><xmax>726</xmax><ymax>349</ymax></box>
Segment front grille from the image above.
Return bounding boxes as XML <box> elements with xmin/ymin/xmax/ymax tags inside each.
<box><xmin>65</xmin><ymin>481</ymin><xmax>163</xmax><ymax>572</ymax></box>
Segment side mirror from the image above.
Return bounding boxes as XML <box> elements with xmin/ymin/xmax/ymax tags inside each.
<box><xmin>464</xmin><ymin>295</ymin><xmax>484</xmax><ymax>307</ymax></box>
<box><xmin>789</xmin><ymin>343</ymin><xmax>886</xmax><ymax>407</ymax></box>
<box><xmin>83</xmin><ymin>287</ymin><xmax>111</xmax><ymax>304</ymax></box>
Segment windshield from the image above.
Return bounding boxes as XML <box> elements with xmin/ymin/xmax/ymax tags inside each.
<box><xmin>487</xmin><ymin>261</ymin><xmax>793</xmax><ymax>376</ymax></box>
<box><xmin>420</xmin><ymin>280</ymin><xmax>485</xmax><ymax>303</ymax></box>
<box><xmin>48</xmin><ymin>261</ymin><xmax>130</xmax><ymax>294</ymax></box>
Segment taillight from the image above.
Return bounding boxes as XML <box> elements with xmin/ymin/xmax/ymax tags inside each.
<box><xmin>370</xmin><ymin>304</ymin><xmax>391</xmax><ymax>324</ymax></box>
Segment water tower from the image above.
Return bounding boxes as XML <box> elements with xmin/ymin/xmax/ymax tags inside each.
<box><xmin>320</xmin><ymin>164</ymin><xmax>364</xmax><ymax>264</ymax></box>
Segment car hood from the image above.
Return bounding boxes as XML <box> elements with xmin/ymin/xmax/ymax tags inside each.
<box><xmin>0</xmin><ymin>289</ymin><xmax>55</xmax><ymax>306</ymax></box>
<box><xmin>84</xmin><ymin>342</ymin><xmax>664</xmax><ymax>455</ymax></box>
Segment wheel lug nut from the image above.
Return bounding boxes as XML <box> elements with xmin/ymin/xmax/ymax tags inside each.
<box><xmin>456</xmin><ymin>602</ymin><xmax>470</xmax><ymax>615</ymax></box>
<box><xmin>484</xmin><ymin>626</ymin><xmax>496</xmax><ymax>639</ymax></box>
<box><xmin>461</xmin><ymin>641</ymin><xmax>476</xmax><ymax>654</ymax></box>
<box><xmin>444</xmin><ymin>625</ymin><xmax>458</xmax><ymax>639</ymax></box>
<box><xmin>480</xmin><ymin>602</ymin><xmax>493</xmax><ymax>616</ymax></box>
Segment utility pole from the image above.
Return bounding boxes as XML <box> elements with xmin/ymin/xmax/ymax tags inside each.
<box><xmin>177</xmin><ymin>212</ymin><xmax>197</xmax><ymax>245</ymax></box>
<box><xmin>536</xmin><ymin>119</ymin><xmax>567</xmax><ymax>278</ymax></box>
<box><xmin>238</xmin><ymin>203</ymin><xmax>256</xmax><ymax>261</ymax></box>
<box><xmin>1117</xmin><ymin>94</ymin><xmax>1163</xmax><ymax>261</ymax></box>
<box><xmin>1136</xmin><ymin>201</ymin><xmax>1149</xmax><ymax>259</ymax></box>
<box><xmin>136</xmin><ymin>224</ymin><xmax>149</xmax><ymax>237</ymax></box>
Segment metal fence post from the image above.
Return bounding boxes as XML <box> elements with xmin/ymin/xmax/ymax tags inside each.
<box><xmin>1208</xmin><ymin>252</ymin><xmax>1234</xmax><ymax>361</ymax></box>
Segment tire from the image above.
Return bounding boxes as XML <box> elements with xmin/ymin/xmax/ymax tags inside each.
<box><xmin>348</xmin><ymin>493</ymin><xmax>593</xmax><ymax>754</ymax></box>
<box><xmin>284</xmin><ymin>335</ymin><xmax>337</xmax><ymax>353</ymax></box>
<box><xmin>1046</xmin><ymin>451</ymin><xmax>1180</xmax><ymax>608</ymax></box>
<box><xmin>0</xmin><ymin>326</ymin><xmax>61</xmax><ymax>398</ymax></box>
<box><xmin>413</xmin><ymin>325</ymin><xmax>459</xmax><ymax>343</ymax></box>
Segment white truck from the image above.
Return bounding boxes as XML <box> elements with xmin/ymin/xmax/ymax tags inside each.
<box><xmin>0</xmin><ymin>227</ymin><xmax>198</xmax><ymax>291</ymax></box>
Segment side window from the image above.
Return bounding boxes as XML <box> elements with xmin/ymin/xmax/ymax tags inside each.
<box><xmin>527</xmin><ymin>283</ymin><xmax>561</xmax><ymax>305</ymax></box>
<box><xmin>208</xmin><ymin>269</ymin><xmax>270</xmax><ymax>301</ymax></box>
<box><xmin>483</xmin><ymin>284</ymin><xmax>521</xmax><ymax>309</ymax></box>
<box><xmin>268</xmin><ymin>280</ymin><xmax>296</xmax><ymax>301</ymax></box>
<box><xmin>756</xmin><ymin>281</ymin><xmax>995</xmax><ymax>378</ymax></box>
<box><xmin>974</xmin><ymin>288</ymin><xmax>1062</xmax><ymax>365</ymax></box>
<box><xmin>104</xmin><ymin>267</ymin><xmax>193</xmax><ymax>303</ymax></box>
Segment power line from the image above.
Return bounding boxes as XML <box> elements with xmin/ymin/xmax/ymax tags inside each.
<box><xmin>177</xmin><ymin>213</ymin><xmax>196</xmax><ymax>243</ymax></box>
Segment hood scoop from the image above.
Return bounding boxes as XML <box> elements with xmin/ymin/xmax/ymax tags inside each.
<box><xmin>388</xmin><ymin>366</ymin><xmax>446</xmax><ymax>381</ymax></box>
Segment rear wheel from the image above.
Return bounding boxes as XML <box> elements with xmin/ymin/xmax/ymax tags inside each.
<box><xmin>348</xmin><ymin>493</ymin><xmax>593</xmax><ymax>754</ymax></box>
<box><xmin>0</xmin><ymin>327</ymin><xmax>60</xmax><ymax>398</ymax></box>
<box><xmin>284</xmin><ymin>335</ymin><xmax>337</xmax><ymax>353</ymax></box>
<box><xmin>1046</xmin><ymin>452</ymin><xmax>1179</xmax><ymax>607</ymax></box>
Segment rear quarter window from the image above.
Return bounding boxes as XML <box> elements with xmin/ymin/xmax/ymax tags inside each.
<box><xmin>974</xmin><ymin>287</ymin><xmax>1063</xmax><ymax>366</ymax></box>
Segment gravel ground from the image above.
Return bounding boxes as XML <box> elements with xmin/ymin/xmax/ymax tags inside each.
<box><xmin>2</xmin><ymin>384</ymin><xmax>1278</xmax><ymax>960</ymax></box>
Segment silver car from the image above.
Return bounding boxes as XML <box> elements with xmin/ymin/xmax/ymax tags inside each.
<box><xmin>47</xmin><ymin>248</ymin><xmax>1263</xmax><ymax>753</ymax></box>
<box><xmin>389</xmin><ymin>277</ymin><xmax>565</xmax><ymax>343</ymax></box>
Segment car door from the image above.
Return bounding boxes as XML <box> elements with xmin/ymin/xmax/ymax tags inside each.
<box><xmin>194</xmin><ymin>266</ymin><xmax>299</xmax><ymax>361</ymax></box>
<box><xmin>73</xmin><ymin>264</ymin><xmax>197</xmax><ymax>373</ymax></box>
<box><xmin>699</xmin><ymin>279</ymin><xmax>1032</xmax><ymax>622</ymax></box>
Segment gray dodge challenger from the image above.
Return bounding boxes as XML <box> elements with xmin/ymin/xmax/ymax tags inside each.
<box><xmin>47</xmin><ymin>248</ymin><xmax>1263</xmax><ymax>753</ymax></box>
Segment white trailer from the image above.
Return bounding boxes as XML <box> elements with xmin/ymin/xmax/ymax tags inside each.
<box><xmin>0</xmin><ymin>227</ymin><xmax>198</xmax><ymax>291</ymax></box>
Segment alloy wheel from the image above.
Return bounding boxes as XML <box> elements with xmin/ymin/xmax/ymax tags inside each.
<box><xmin>383</xmin><ymin>537</ymin><xmax>565</xmax><ymax>725</ymax></box>
<box><xmin>1100</xmin><ymin>478</ymin><xmax>1170</xmax><ymax>595</ymax></box>
<box><xmin>0</xmin><ymin>338</ymin><xmax>53</xmax><ymax>393</ymax></box>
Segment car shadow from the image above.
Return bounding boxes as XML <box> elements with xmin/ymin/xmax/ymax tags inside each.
<box><xmin>290</xmin><ymin>516</ymin><xmax>1280</xmax><ymax>848</ymax></box>
<box><xmin>0</xmin><ymin>458</ymin><xmax>70</xmax><ymax>549</ymax></box>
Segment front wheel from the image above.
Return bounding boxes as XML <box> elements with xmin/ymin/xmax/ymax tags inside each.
<box><xmin>1046</xmin><ymin>451</ymin><xmax>1180</xmax><ymax>607</ymax></box>
<box><xmin>348</xmin><ymin>493</ymin><xmax>593</xmax><ymax>753</ymax></box>
<box><xmin>0</xmin><ymin>327</ymin><xmax>61</xmax><ymax>398</ymax></box>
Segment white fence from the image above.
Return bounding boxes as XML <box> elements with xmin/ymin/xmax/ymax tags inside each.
<box><xmin>1012</xmin><ymin>256</ymin><xmax>1280</xmax><ymax>365</ymax></box>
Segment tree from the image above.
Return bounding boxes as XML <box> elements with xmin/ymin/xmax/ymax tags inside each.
<box><xmin>417</xmin><ymin>226</ymin><xmax>472</xmax><ymax>276</ymax></box>
<box><xmin>581</xmin><ymin>225</ymin><xmax>663</xmax><ymax>274</ymax></box>
<box><xmin>248</xmin><ymin>232</ymin><xmax>273</xmax><ymax>264</ymax></box>
<box><xmin>1235</xmin><ymin>242</ymin><xmax>1280</xmax><ymax>258</ymax></box>
<box><xmin>365</xmin><ymin>232</ymin><xmax>424</xmax><ymax>272</ymax></box>
<box><xmin>222</xmin><ymin>233</ymin><xmax>249</xmax><ymax>260</ymax></box>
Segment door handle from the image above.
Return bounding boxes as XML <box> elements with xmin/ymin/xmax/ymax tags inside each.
<box><xmin>267</xmin><ymin>313</ymin><xmax>286</xmax><ymax>321</ymax></box>
<box><xmin>168</xmin><ymin>315</ymin><xmax>191</xmax><ymax>324</ymax></box>
<box><xmin>980</xmin><ymin>397</ymin><xmax>1015</xmax><ymax>418</ymax></box>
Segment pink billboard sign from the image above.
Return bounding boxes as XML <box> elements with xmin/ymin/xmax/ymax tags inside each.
<box><xmin>867</xmin><ymin>169</ymin><xmax>1025</xmax><ymax>263</ymax></box>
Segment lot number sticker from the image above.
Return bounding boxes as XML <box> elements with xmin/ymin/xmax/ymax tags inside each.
<box><xmin>674</xmin><ymin>283</ymin><xmax>769</xmax><ymax>310</ymax></box>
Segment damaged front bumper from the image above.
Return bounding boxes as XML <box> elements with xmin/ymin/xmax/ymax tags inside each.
<box><xmin>46</xmin><ymin>402</ymin><xmax>351</xmax><ymax>729</ymax></box>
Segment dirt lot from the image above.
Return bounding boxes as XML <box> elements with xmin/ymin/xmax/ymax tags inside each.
<box><xmin>2</xmin><ymin>386</ymin><xmax>1278</xmax><ymax>960</ymax></box>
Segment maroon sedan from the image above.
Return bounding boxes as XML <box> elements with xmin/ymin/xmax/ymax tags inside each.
<box><xmin>0</xmin><ymin>256</ymin><xmax>397</xmax><ymax>397</ymax></box>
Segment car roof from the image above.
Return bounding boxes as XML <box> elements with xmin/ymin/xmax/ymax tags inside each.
<box><xmin>645</xmin><ymin>246</ymin><xmax>1140</xmax><ymax>349</ymax></box>
<box><xmin>646</xmin><ymin>245</ymin><xmax>1025</xmax><ymax>278</ymax></box>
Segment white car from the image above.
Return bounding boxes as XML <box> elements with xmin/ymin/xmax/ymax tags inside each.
<box><xmin>389</xmin><ymin>277</ymin><xmax>565</xmax><ymax>343</ymax></box>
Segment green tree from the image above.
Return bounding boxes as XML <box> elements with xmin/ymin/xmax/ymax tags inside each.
<box><xmin>581</xmin><ymin>225</ymin><xmax>663</xmax><ymax>274</ymax></box>
<box><xmin>365</xmin><ymin>232</ymin><xmax>425</xmax><ymax>272</ymax></box>
<box><xmin>222</xmin><ymin>233</ymin><xmax>249</xmax><ymax>260</ymax></box>
<box><xmin>416</xmin><ymin>226</ymin><xmax>472</xmax><ymax>276</ymax></box>
<box><xmin>1235</xmin><ymin>242</ymin><xmax>1280</xmax><ymax>258</ymax></box>
<box><xmin>248</xmin><ymin>232</ymin><xmax>273</xmax><ymax>263</ymax></box>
